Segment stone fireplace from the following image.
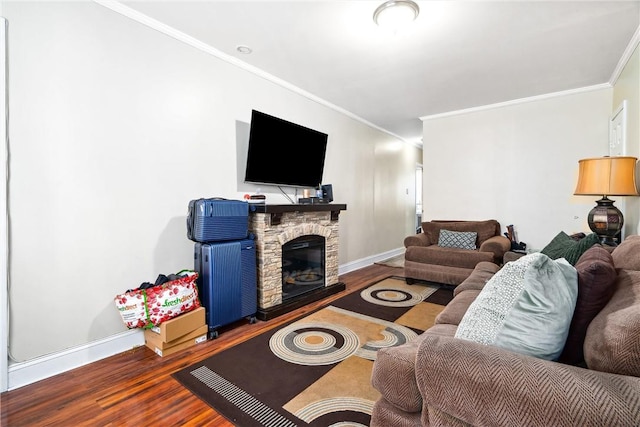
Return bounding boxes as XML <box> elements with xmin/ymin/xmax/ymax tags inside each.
<box><xmin>248</xmin><ymin>203</ymin><xmax>347</xmax><ymax>320</ymax></box>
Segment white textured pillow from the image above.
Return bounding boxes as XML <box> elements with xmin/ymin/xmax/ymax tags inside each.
<box><xmin>438</xmin><ymin>229</ymin><xmax>477</xmax><ymax>250</ymax></box>
<box><xmin>455</xmin><ymin>252</ymin><xmax>578</xmax><ymax>360</ymax></box>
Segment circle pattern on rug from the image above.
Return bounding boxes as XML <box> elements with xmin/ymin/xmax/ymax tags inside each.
<box><xmin>270</xmin><ymin>321</ymin><xmax>360</xmax><ymax>365</ymax></box>
<box><xmin>360</xmin><ymin>285</ymin><xmax>424</xmax><ymax>307</ymax></box>
<box><xmin>293</xmin><ymin>331</ymin><xmax>336</xmax><ymax>351</ymax></box>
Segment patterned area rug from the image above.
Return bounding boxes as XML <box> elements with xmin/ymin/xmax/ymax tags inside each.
<box><xmin>173</xmin><ymin>276</ymin><xmax>452</xmax><ymax>426</ymax></box>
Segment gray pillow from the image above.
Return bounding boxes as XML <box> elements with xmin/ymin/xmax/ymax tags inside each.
<box><xmin>438</xmin><ymin>229</ymin><xmax>477</xmax><ymax>250</ymax></box>
<box><xmin>455</xmin><ymin>252</ymin><xmax>578</xmax><ymax>360</ymax></box>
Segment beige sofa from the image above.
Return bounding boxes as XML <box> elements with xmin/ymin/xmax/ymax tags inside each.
<box><xmin>404</xmin><ymin>220</ymin><xmax>511</xmax><ymax>286</ymax></box>
<box><xmin>371</xmin><ymin>235</ymin><xmax>640</xmax><ymax>426</ymax></box>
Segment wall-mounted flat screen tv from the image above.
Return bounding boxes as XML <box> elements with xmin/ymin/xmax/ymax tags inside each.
<box><xmin>244</xmin><ymin>109</ymin><xmax>328</xmax><ymax>188</ymax></box>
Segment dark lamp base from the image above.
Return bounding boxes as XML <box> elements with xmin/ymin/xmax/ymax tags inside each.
<box><xmin>587</xmin><ymin>196</ymin><xmax>623</xmax><ymax>246</ymax></box>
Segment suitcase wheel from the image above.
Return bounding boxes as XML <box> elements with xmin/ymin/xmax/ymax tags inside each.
<box><xmin>209</xmin><ymin>330</ymin><xmax>219</xmax><ymax>340</ymax></box>
<box><xmin>248</xmin><ymin>316</ymin><xmax>257</xmax><ymax>324</ymax></box>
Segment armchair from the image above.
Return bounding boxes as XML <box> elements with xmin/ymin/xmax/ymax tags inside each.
<box><xmin>404</xmin><ymin>220</ymin><xmax>511</xmax><ymax>286</ymax></box>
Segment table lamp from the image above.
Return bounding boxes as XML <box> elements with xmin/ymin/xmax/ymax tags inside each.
<box><xmin>574</xmin><ymin>156</ymin><xmax>639</xmax><ymax>245</ymax></box>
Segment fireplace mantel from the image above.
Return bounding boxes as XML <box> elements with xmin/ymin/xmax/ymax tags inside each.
<box><xmin>251</xmin><ymin>203</ymin><xmax>347</xmax><ymax>213</ymax></box>
<box><xmin>248</xmin><ymin>203</ymin><xmax>347</xmax><ymax>320</ymax></box>
<box><xmin>251</xmin><ymin>203</ymin><xmax>346</xmax><ymax>225</ymax></box>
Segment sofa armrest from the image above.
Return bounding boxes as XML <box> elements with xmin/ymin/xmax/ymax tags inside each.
<box><xmin>415</xmin><ymin>335</ymin><xmax>640</xmax><ymax>426</ymax></box>
<box><xmin>404</xmin><ymin>232</ymin><xmax>431</xmax><ymax>248</ymax></box>
<box><xmin>479</xmin><ymin>235</ymin><xmax>511</xmax><ymax>262</ymax></box>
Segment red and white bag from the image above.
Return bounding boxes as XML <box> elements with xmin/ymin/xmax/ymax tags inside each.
<box><xmin>114</xmin><ymin>272</ymin><xmax>200</xmax><ymax>329</ymax></box>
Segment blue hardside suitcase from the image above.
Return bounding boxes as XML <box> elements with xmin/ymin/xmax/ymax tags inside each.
<box><xmin>187</xmin><ymin>198</ymin><xmax>249</xmax><ymax>243</ymax></box>
<box><xmin>194</xmin><ymin>238</ymin><xmax>257</xmax><ymax>339</ymax></box>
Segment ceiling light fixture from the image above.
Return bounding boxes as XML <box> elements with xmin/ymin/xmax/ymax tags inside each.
<box><xmin>236</xmin><ymin>45</ymin><xmax>252</xmax><ymax>54</ymax></box>
<box><xmin>373</xmin><ymin>0</ymin><xmax>420</xmax><ymax>30</ymax></box>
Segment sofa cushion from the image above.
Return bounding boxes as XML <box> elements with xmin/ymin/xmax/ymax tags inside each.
<box><xmin>405</xmin><ymin>245</ymin><xmax>494</xmax><ymax>269</ymax></box>
<box><xmin>559</xmin><ymin>244</ymin><xmax>617</xmax><ymax>365</ymax></box>
<box><xmin>404</xmin><ymin>260</ymin><xmax>477</xmax><ymax>286</ymax></box>
<box><xmin>584</xmin><ymin>269</ymin><xmax>640</xmax><ymax>376</ymax></box>
<box><xmin>422</xmin><ymin>220</ymin><xmax>499</xmax><ymax>247</ymax></box>
<box><xmin>611</xmin><ymin>235</ymin><xmax>640</xmax><ymax>271</ymax></box>
<box><xmin>371</xmin><ymin>398</ymin><xmax>422</xmax><ymax>426</ymax></box>
<box><xmin>540</xmin><ymin>231</ymin><xmax>600</xmax><ymax>266</ymax></box>
<box><xmin>425</xmin><ymin>323</ymin><xmax>458</xmax><ymax>337</ymax></box>
<box><xmin>438</xmin><ymin>230</ymin><xmax>477</xmax><ymax>250</ymax></box>
<box><xmin>454</xmin><ymin>253</ymin><xmax>578</xmax><ymax>360</ymax></box>
<box><xmin>371</xmin><ymin>334</ymin><xmax>431</xmax><ymax>413</ymax></box>
<box><xmin>435</xmin><ymin>290</ymin><xmax>481</xmax><ymax>326</ymax></box>
<box><xmin>453</xmin><ymin>261</ymin><xmax>500</xmax><ymax>296</ymax></box>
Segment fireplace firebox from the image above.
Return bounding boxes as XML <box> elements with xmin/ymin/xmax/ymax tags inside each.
<box><xmin>282</xmin><ymin>235</ymin><xmax>325</xmax><ymax>301</ymax></box>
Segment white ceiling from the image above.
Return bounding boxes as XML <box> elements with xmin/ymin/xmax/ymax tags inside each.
<box><xmin>119</xmin><ymin>1</ymin><xmax>640</xmax><ymax>144</ymax></box>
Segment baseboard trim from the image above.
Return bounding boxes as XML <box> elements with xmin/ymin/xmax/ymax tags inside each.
<box><xmin>8</xmin><ymin>329</ymin><xmax>144</xmax><ymax>391</ymax></box>
<box><xmin>8</xmin><ymin>252</ymin><xmax>403</xmax><ymax>391</ymax></box>
<box><xmin>339</xmin><ymin>247</ymin><xmax>404</xmax><ymax>275</ymax></box>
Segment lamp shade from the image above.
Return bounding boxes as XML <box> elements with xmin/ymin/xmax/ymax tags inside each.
<box><xmin>574</xmin><ymin>156</ymin><xmax>639</xmax><ymax>197</ymax></box>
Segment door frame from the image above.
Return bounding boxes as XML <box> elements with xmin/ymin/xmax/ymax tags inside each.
<box><xmin>1</xmin><ymin>16</ymin><xmax>8</xmax><ymax>393</ymax></box>
<box><xmin>415</xmin><ymin>163</ymin><xmax>423</xmax><ymax>233</ymax></box>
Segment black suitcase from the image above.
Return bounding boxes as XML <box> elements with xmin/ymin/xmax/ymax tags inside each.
<box><xmin>194</xmin><ymin>238</ymin><xmax>257</xmax><ymax>338</ymax></box>
<box><xmin>187</xmin><ymin>198</ymin><xmax>249</xmax><ymax>243</ymax></box>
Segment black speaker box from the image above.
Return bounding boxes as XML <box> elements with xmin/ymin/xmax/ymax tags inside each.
<box><xmin>321</xmin><ymin>184</ymin><xmax>333</xmax><ymax>203</ymax></box>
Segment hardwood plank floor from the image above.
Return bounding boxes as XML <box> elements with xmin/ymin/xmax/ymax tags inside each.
<box><xmin>1</xmin><ymin>263</ymin><xmax>402</xmax><ymax>426</ymax></box>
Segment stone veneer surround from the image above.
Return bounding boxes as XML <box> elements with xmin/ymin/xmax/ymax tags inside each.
<box><xmin>248</xmin><ymin>204</ymin><xmax>347</xmax><ymax>317</ymax></box>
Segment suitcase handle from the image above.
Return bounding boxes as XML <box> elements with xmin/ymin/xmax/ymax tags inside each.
<box><xmin>205</xmin><ymin>197</ymin><xmax>228</xmax><ymax>216</ymax></box>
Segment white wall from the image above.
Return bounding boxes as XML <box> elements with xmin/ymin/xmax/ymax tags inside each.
<box><xmin>422</xmin><ymin>88</ymin><xmax>614</xmax><ymax>251</ymax></box>
<box><xmin>3</xmin><ymin>0</ymin><xmax>420</xmax><ymax>381</ymax></box>
<box><xmin>613</xmin><ymin>45</ymin><xmax>640</xmax><ymax>238</ymax></box>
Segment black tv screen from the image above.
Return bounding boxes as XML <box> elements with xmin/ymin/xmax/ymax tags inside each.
<box><xmin>244</xmin><ymin>110</ymin><xmax>328</xmax><ymax>188</ymax></box>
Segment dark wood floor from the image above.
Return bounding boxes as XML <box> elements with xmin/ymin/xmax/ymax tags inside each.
<box><xmin>0</xmin><ymin>263</ymin><xmax>401</xmax><ymax>426</ymax></box>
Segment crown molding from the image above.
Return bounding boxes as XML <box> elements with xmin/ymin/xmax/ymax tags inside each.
<box><xmin>93</xmin><ymin>0</ymin><xmax>410</xmax><ymax>145</ymax></box>
<box><xmin>420</xmin><ymin>83</ymin><xmax>612</xmax><ymax>122</ymax></box>
<box><xmin>92</xmin><ymin>2</ymin><xmax>640</xmax><ymax>146</ymax></box>
<box><xmin>609</xmin><ymin>24</ymin><xmax>640</xmax><ymax>86</ymax></box>
<box><xmin>421</xmin><ymin>23</ymin><xmax>640</xmax><ymax>123</ymax></box>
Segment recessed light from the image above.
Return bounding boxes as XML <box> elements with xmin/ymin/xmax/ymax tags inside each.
<box><xmin>236</xmin><ymin>45</ymin><xmax>253</xmax><ymax>54</ymax></box>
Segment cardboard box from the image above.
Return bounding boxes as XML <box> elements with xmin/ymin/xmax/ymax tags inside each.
<box><xmin>144</xmin><ymin>324</ymin><xmax>208</xmax><ymax>351</ymax></box>
<box><xmin>145</xmin><ymin>329</ymin><xmax>208</xmax><ymax>357</ymax></box>
<box><xmin>147</xmin><ymin>306</ymin><xmax>205</xmax><ymax>342</ymax></box>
